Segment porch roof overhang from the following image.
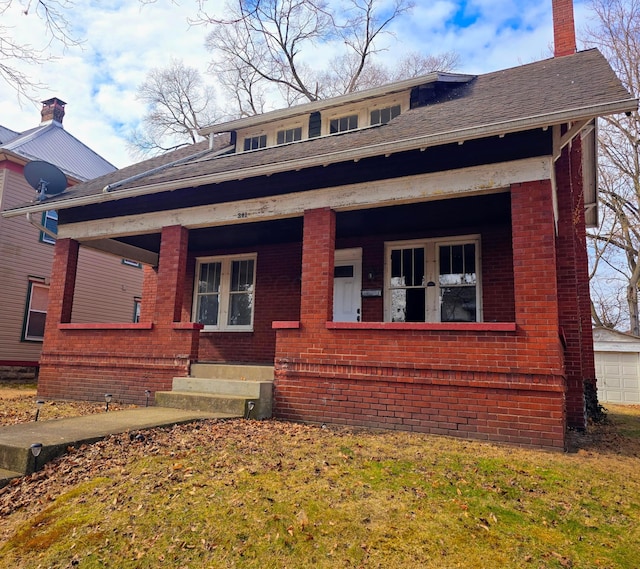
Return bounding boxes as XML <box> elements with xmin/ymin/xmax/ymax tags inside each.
<box><xmin>1</xmin><ymin>98</ymin><xmax>633</xmax><ymax>221</ymax></box>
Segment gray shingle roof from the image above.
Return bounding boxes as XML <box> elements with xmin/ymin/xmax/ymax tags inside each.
<box><xmin>0</xmin><ymin>121</ymin><xmax>116</xmax><ymax>181</ymax></box>
<box><xmin>3</xmin><ymin>49</ymin><xmax>637</xmax><ymax>217</ymax></box>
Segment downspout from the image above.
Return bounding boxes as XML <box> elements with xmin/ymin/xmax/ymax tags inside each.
<box><xmin>26</xmin><ymin>211</ymin><xmax>57</xmax><ymax>241</ymax></box>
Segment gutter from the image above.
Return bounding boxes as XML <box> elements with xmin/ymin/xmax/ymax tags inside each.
<box><xmin>3</xmin><ymin>97</ymin><xmax>637</xmax><ymax>219</ymax></box>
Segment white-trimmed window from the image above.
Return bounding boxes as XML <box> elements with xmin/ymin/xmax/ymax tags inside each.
<box><xmin>243</xmin><ymin>134</ymin><xmax>267</xmax><ymax>151</ymax></box>
<box><xmin>329</xmin><ymin>114</ymin><xmax>358</xmax><ymax>134</ymax></box>
<box><xmin>193</xmin><ymin>254</ymin><xmax>256</xmax><ymax>331</ymax></box>
<box><xmin>370</xmin><ymin>104</ymin><xmax>401</xmax><ymax>125</ymax></box>
<box><xmin>276</xmin><ymin>127</ymin><xmax>302</xmax><ymax>144</ymax></box>
<box><xmin>385</xmin><ymin>236</ymin><xmax>481</xmax><ymax>323</ymax></box>
<box><xmin>40</xmin><ymin>210</ymin><xmax>58</xmax><ymax>245</ymax></box>
<box><xmin>23</xmin><ymin>280</ymin><xmax>49</xmax><ymax>341</ymax></box>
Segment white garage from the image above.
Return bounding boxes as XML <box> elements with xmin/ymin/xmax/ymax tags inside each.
<box><xmin>593</xmin><ymin>327</ymin><xmax>640</xmax><ymax>404</ymax></box>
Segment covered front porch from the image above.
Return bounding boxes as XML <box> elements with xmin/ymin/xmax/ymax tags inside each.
<box><xmin>37</xmin><ymin>157</ymin><xmax>578</xmax><ymax>449</ymax></box>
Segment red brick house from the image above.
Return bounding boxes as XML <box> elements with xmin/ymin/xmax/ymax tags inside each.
<box><xmin>2</xmin><ymin>1</ymin><xmax>637</xmax><ymax>449</ymax></box>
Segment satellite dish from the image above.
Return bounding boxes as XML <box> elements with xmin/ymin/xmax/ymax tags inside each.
<box><xmin>24</xmin><ymin>160</ymin><xmax>67</xmax><ymax>202</ymax></box>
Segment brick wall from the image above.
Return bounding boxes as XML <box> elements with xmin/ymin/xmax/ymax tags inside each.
<box><xmin>37</xmin><ymin>227</ymin><xmax>201</xmax><ymax>405</ymax></box>
<box><xmin>195</xmin><ymin>243</ymin><xmax>303</xmax><ymax>363</ymax></box>
<box><xmin>555</xmin><ymin>138</ymin><xmax>594</xmax><ymax>429</ymax></box>
<box><xmin>274</xmin><ymin>191</ymin><xmax>567</xmax><ymax>450</ymax></box>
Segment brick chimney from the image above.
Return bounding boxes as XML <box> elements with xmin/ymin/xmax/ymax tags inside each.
<box><xmin>552</xmin><ymin>0</ymin><xmax>577</xmax><ymax>56</ymax></box>
<box><xmin>40</xmin><ymin>97</ymin><xmax>66</xmax><ymax>125</ymax></box>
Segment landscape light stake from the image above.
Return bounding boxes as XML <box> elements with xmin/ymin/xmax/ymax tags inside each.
<box><xmin>34</xmin><ymin>399</ymin><xmax>44</xmax><ymax>422</ymax></box>
<box><xmin>245</xmin><ymin>401</ymin><xmax>256</xmax><ymax>419</ymax></box>
<box><xmin>30</xmin><ymin>443</ymin><xmax>43</xmax><ymax>472</ymax></box>
<box><xmin>105</xmin><ymin>393</ymin><xmax>112</xmax><ymax>412</ymax></box>
<box><xmin>145</xmin><ymin>390</ymin><xmax>151</xmax><ymax>407</ymax></box>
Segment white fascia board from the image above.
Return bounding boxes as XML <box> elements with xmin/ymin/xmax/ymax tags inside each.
<box><xmin>61</xmin><ymin>157</ymin><xmax>551</xmax><ymax>242</ymax></box>
<box><xmin>3</xmin><ymin>97</ymin><xmax>634</xmax><ymax>220</ymax></box>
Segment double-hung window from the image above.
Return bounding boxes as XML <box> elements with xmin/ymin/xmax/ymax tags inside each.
<box><xmin>40</xmin><ymin>210</ymin><xmax>58</xmax><ymax>244</ymax></box>
<box><xmin>23</xmin><ymin>280</ymin><xmax>49</xmax><ymax>341</ymax></box>
<box><xmin>385</xmin><ymin>236</ymin><xmax>481</xmax><ymax>323</ymax></box>
<box><xmin>193</xmin><ymin>254</ymin><xmax>256</xmax><ymax>331</ymax></box>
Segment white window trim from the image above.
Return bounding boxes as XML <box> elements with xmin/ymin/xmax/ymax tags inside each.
<box><xmin>24</xmin><ymin>280</ymin><xmax>49</xmax><ymax>341</ymax></box>
<box><xmin>384</xmin><ymin>235</ymin><xmax>482</xmax><ymax>323</ymax></box>
<box><xmin>193</xmin><ymin>253</ymin><xmax>257</xmax><ymax>332</ymax></box>
<box><xmin>322</xmin><ymin>93</ymin><xmax>409</xmax><ymax>135</ymax></box>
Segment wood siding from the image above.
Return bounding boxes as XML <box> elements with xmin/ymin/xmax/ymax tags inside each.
<box><xmin>0</xmin><ymin>167</ymin><xmax>143</xmax><ymax>370</ymax></box>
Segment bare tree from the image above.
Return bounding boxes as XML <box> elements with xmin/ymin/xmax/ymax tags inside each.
<box><xmin>128</xmin><ymin>59</ymin><xmax>221</xmax><ymax>156</ymax></box>
<box><xmin>584</xmin><ymin>0</ymin><xmax>640</xmax><ymax>333</ymax></box>
<box><xmin>0</xmin><ymin>0</ymin><xmax>80</xmax><ymax>98</ymax></box>
<box><xmin>200</xmin><ymin>0</ymin><xmax>457</xmax><ymax>116</ymax></box>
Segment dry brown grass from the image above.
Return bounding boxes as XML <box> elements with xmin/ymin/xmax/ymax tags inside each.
<box><xmin>0</xmin><ymin>388</ymin><xmax>638</xmax><ymax>568</ymax></box>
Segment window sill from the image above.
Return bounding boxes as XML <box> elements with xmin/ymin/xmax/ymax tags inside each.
<box><xmin>199</xmin><ymin>328</ymin><xmax>254</xmax><ymax>333</ymax></box>
<box><xmin>272</xmin><ymin>321</ymin><xmax>301</xmax><ymax>329</ymax></box>
<box><xmin>59</xmin><ymin>323</ymin><xmax>154</xmax><ymax>330</ymax></box>
<box><xmin>273</xmin><ymin>321</ymin><xmax>516</xmax><ymax>332</ymax></box>
<box><xmin>326</xmin><ymin>322</ymin><xmax>517</xmax><ymax>332</ymax></box>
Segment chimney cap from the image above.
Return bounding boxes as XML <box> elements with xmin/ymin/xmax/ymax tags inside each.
<box><xmin>41</xmin><ymin>97</ymin><xmax>67</xmax><ymax>106</ymax></box>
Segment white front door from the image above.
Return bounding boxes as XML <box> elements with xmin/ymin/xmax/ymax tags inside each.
<box><xmin>333</xmin><ymin>248</ymin><xmax>362</xmax><ymax>322</ymax></box>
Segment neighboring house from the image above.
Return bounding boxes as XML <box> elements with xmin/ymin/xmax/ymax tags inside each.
<box><xmin>0</xmin><ymin>98</ymin><xmax>143</xmax><ymax>381</ymax></box>
<box><xmin>2</xmin><ymin>1</ymin><xmax>638</xmax><ymax>449</ymax></box>
<box><xmin>593</xmin><ymin>327</ymin><xmax>640</xmax><ymax>404</ymax></box>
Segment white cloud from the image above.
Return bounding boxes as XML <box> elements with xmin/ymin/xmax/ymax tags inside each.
<box><xmin>0</xmin><ymin>0</ymin><xmax>593</xmax><ymax>169</ymax></box>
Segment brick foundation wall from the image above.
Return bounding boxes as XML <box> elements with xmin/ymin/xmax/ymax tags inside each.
<box><xmin>37</xmin><ymin>326</ymin><xmax>197</xmax><ymax>404</ymax></box>
<box><xmin>275</xmin><ymin>368</ymin><xmax>565</xmax><ymax>450</ymax></box>
<box><xmin>0</xmin><ymin>364</ymin><xmax>38</xmax><ymax>383</ymax></box>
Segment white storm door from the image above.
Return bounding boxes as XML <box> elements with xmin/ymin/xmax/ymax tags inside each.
<box><xmin>333</xmin><ymin>248</ymin><xmax>362</xmax><ymax>322</ymax></box>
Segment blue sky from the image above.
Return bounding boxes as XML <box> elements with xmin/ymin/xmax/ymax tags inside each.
<box><xmin>0</xmin><ymin>0</ymin><xmax>590</xmax><ymax>168</ymax></box>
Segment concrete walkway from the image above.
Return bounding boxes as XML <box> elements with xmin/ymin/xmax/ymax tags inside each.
<box><xmin>0</xmin><ymin>407</ymin><xmax>237</xmax><ymax>488</ymax></box>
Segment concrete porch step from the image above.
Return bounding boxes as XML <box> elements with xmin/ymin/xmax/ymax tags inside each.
<box><xmin>154</xmin><ymin>364</ymin><xmax>274</xmax><ymax>419</ymax></box>
<box><xmin>189</xmin><ymin>363</ymin><xmax>274</xmax><ymax>381</ymax></box>
<box><xmin>155</xmin><ymin>391</ymin><xmax>249</xmax><ymax>417</ymax></box>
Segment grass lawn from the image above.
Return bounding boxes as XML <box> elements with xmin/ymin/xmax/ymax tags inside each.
<box><xmin>0</xmin><ymin>386</ymin><xmax>638</xmax><ymax>568</ymax></box>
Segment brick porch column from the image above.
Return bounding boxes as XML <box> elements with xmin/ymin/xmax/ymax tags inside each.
<box><xmin>511</xmin><ymin>180</ymin><xmax>563</xmax><ymax>370</ymax></box>
<box><xmin>139</xmin><ymin>264</ymin><xmax>158</xmax><ymax>323</ymax></box>
<box><xmin>301</xmin><ymin>208</ymin><xmax>336</xmax><ymax>328</ymax></box>
<box><xmin>154</xmin><ymin>225</ymin><xmax>189</xmax><ymax>324</ymax></box>
<box><xmin>556</xmin><ymin>139</ymin><xmax>594</xmax><ymax>429</ymax></box>
<box><xmin>45</xmin><ymin>238</ymin><xmax>79</xmax><ymax>331</ymax></box>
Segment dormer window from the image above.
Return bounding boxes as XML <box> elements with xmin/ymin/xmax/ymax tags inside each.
<box><xmin>330</xmin><ymin>114</ymin><xmax>358</xmax><ymax>134</ymax></box>
<box><xmin>277</xmin><ymin>127</ymin><xmax>302</xmax><ymax>144</ymax></box>
<box><xmin>243</xmin><ymin>135</ymin><xmax>267</xmax><ymax>151</ymax></box>
<box><xmin>370</xmin><ymin>105</ymin><xmax>401</xmax><ymax>125</ymax></box>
